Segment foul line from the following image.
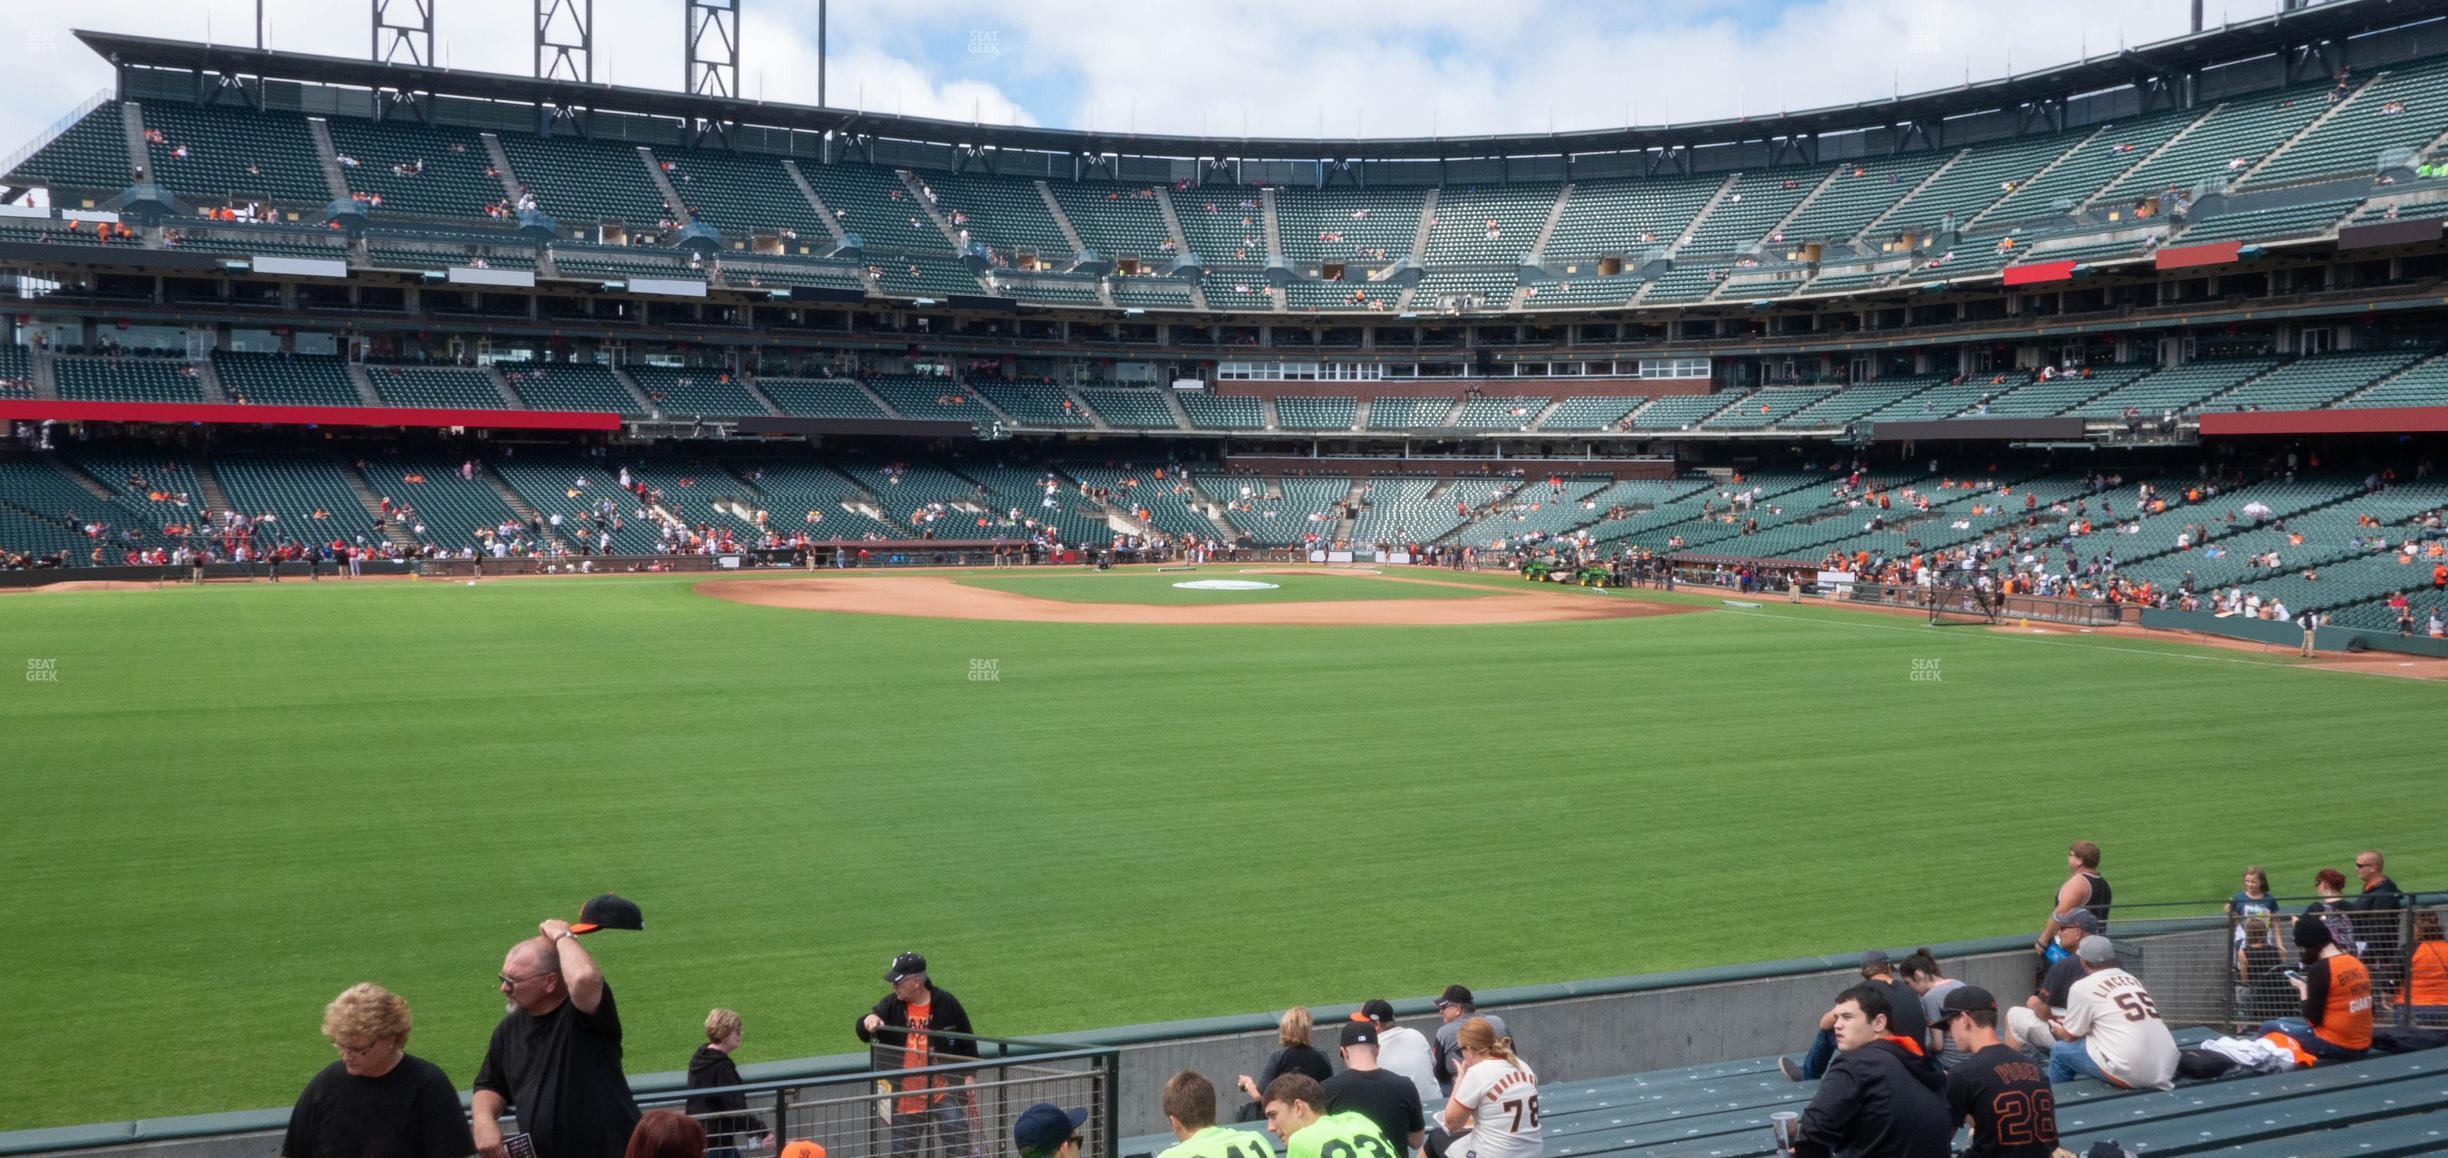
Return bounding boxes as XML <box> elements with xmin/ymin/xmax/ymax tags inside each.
<box><xmin>1707</xmin><ymin>605</ymin><xmax>2420</xmax><ymax>680</ymax></box>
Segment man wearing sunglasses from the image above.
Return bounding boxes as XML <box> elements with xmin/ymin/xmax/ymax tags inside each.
<box><xmin>472</xmin><ymin>919</ymin><xmax>640</xmax><ymax>1158</ymax></box>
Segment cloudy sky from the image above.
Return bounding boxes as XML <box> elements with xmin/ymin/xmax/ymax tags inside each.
<box><xmin>0</xmin><ymin>0</ymin><xmax>2297</xmax><ymax>154</ymax></box>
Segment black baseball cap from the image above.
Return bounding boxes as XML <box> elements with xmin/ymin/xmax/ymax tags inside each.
<box><xmin>1434</xmin><ymin>984</ymin><xmax>1474</xmax><ymax>1008</ymax></box>
<box><xmin>1931</xmin><ymin>986</ymin><xmax>1997</xmax><ymax>1022</ymax></box>
<box><xmin>569</xmin><ymin>894</ymin><xmax>643</xmax><ymax>935</ymax></box>
<box><xmin>1360</xmin><ymin>998</ymin><xmax>1397</xmax><ymax>1024</ymax></box>
<box><xmin>884</xmin><ymin>952</ymin><xmax>928</xmax><ymax>982</ymax></box>
<box><xmin>1012</xmin><ymin>1104</ymin><xmax>1086</xmax><ymax>1157</ymax></box>
<box><xmin>1340</xmin><ymin>1020</ymin><xmax>1378</xmax><ymax>1048</ymax></box>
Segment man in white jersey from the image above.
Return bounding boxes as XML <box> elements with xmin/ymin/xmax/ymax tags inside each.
<box><xmin>1360</xmin><ymin>1001</ymin><xmax>1441</xmax><ymax>1122</ymax></box>
<box><xmin>2046</xmin><ymin>936</ymin><xmax>2177</xmax><ymax>1090</ymax></box>
<box><xmin>1428</xmin><ymin>1018</ymin><xmax>1538</xmax><ymax>1158</ymax></box>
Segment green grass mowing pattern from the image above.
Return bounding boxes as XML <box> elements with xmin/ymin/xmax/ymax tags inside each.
<box><xmin>951</xmin><ymin>570</ymin><xmax>1495</xmax><ymax>604</ymax></box>
<box><xmin>0</xmin><ymin>573</ymin><xmax>2439</xmax><ymax>1129</ymax></box>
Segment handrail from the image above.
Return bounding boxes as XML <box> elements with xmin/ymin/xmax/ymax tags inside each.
<box><xmin>4</xmin><ymin>895</ymin><xmax>2439</xmax><ymax>1153</ymax></box>
<box><xmin>0</xmin><ymin>88</ymin><xmax>112</xmax><ymax>182</ymax></box>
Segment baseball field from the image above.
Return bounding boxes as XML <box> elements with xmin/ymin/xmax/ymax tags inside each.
<box><xmin>0</xmin><ymin>566</ymin><xmax>2438</xmax><ymax>1131</ymax></box>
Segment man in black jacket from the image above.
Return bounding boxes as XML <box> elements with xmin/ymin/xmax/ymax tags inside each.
<box><xmin>2352</xmin><ymin>850</ymin><xmax>2407</xmax><ymax>997</ymax></box>
<box><xmin>856</xmin><ymin>953</ymin><xmax>980</xmax><ymax>1158</ymax></box>
<box><xmin>1792</xmin><ymin>984</ymin><xmax>1951</xmax><ymax>1158</ymax></box>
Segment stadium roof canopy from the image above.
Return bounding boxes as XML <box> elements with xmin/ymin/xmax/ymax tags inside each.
<box><xmin>74</xmin><ymin>0</ymin><xmax>2448</xmax><ymax>164</ymax></box>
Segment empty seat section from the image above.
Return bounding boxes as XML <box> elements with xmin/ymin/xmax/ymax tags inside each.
<box><xmin>1110</xmin><ymin>277</ymin><xmax>1198</xmax><ymax>309</ymax></box>
<box><xmin>1450</xmin><ymin>397</ymin><xmax>1551</xmax><ymax>430</ymax></box>
<box><xmin>502</xmin><ymin>362</ymin><xmax>645</xmax><ymax>414</ymax></box>
<box><xmin>1077</xmin><ymin>388</ymin><xmax>1178</xmax><ymax>429</ymax></box>
<box><xmin>2247</xmin><ymin>57</ymin><xmax>2448</xmax><ymax>189</ymax></box>
<box><xmin>871</xmin><ymin>255</ymin><xmax>985</xmax><ymax>298</ymax></box>
<box><xmin>1283</xmin><ymin>279</ymin><xmax>1400</xmax><ymax>311</ymax></box>
<box><xmin>1679</xmin><ymin>172</ymin><xmax>1813</xmax><ymax>256</ymax></box>
<box><xmin>1980</xmin><ymin>107</ymin><xmax>2201</xmax><ymax>225</ymax></box>
<box><xmin>754</xmin><ymin>378</ymin><xmax>885</xmax><ymax>418</ymax></box>
<box><xmin>1180</xmin><ymin>392</ymin><xmax>1266</xmax><ymax>429</ymax></box>
<box><xmin>1223</xmin><ymin>476</ymin><xmax>1350</xmax><ymax>546</ymax></box>
<box><xmin>797</xmin><ymin>164</ymin><xmax>954</xmax><ymax>253</ymax></box>
<box><xmin>1422</xmin><ymin>184</ymin><xmax>1557</xmax><ymax>263</ymax></box>
<box><xmin>732</xmin><ymin>462</ymin><xmax>905</xmax><ymax>540</ymax></box>
<box><xmin>655</xmin><ymin>147</ymin><xmax>829</xmax><ymax>240</ymax></box>
<box><xmin>1877</xmin><ymin>133</ymin><xmax>2077</xmax><ymax>234</ymax></box>
<box><xmin>324</xmin><ymin>118</ymin><xmax>502</xmax><ymax>220</ymax></box>
<box><xmin>2098</xmin><ymin>90</ymin><xmax>2324</xmax><ymax>204</ymax></box>
<box><xmin>1173</xmin><ymin>188</ymin><xmax>1268</xmax><ymax>263</ymax></box>
<box><xmin>7</xmin><ymin>104</ymin><xmax>139</xmax><ymax>195</ymax></box>
<box><xmin>2339</xmin><ymin>350</ymin><xmax>2448</xmax><ymax>408</ymax></box>
<box><xmin>367</xmin><ymin>364</ymin><xmax>513</xmax><ymax>409</ymax></box>
<box><xmin>1367</xmin><ymin>396</ymin><xmax>1459</xmax><ymax>429</ymax></box>
<box><xmin>1780</xmin><ymin>376</ymin><xmax>1943</xmax><ymax>427</ymax></box>
<box><xmin>1979</xmin><ymin>365</ymin><xmax>2153</xmax><ymax>416</ymax></box>
<box><xmin>1520</xmin><ymin>275</ymin><xmax>1644</xmax><ymax>308</ymax></box>
<box><xmin>139</xmin><ymin>103</ymin><xmax>328</xmax><ymax>207</ymax></box>
<box><xmin>1704</xmin><ymin>388</ymin><xmax>1834</xmax><ymax>429</ymax></box>
<box><xmin>1538</xmin><ymin>396</ymin><xmax>1644</xmax><ymax>430</ymax></box>
<box><xmin>494</xmin><ymin>134</ymin><xmax>671</xmax><ymax>229</ymax></box>
<box><xmin>867</xmin><ymin>375</ymin><xmax>989</xmax><ymax>424</ymax></box>
<box><xmin>1276</xmin><ymin>187</ymin><xmax>1424</xmax><ymax>264</ymax></box>
<box><xmin>2173</xmin><ymin>197</ymin><xmax>2359</xmax><ymax>244</ymax></box>
<box><xmin>1275</xmin><ymin>396</ymin><xmax>1358</xmax><ymax>429</ymax></box>
<box><xmin>1631</xmin><ymin>392</ymin><xmax>1740</xmax><ymax>429</ymax></box>
<box><xmin>213</xmin><ymin>353</ymin><xmax>361</xmax><ymax>406</ymax></box>
<box><xmin>1780</xmin><ymin>155</ymin><xmax>1947</xmax><ymax>243</ymax></box>
<box><xmin>626</xmin><ymin>365</ymin><xmax>766</xmax><ymax>415</ymax></box>
<box><xmin>1543</xmin><ymin>176</ymin><xmax>1720</xmax><ymax>261</ymax></box>
<box><xmin>2068</xmin><ymin>357</ymin><xmax>2284</xmax><ymax>417</ymax></box>
<box><xmin>970</xmin><ymin>379</ymin><xmax>1090</xmax><ymax>427</ymax></box>
<box><xmin>920</xmin><ymin>171</ymin><xmax>1074</xmax><ymax>264</ymax></box>
<box><xmin>209</xmin><ymin>453</ymin><xmax>382</xmax><ymax>546</ymax></box>
<box><xmin>55</xmin><ymin>357</ymin><xmax>206</xmax><ymax>403</ymax></box>
<box><xmin>2207</xmin><ymin>350</ymin><xmax>2424</xmax><ymax>411</ymax></box>
<box><xmin>1045</xmin><ymin>181</ymin><xmax>1174</xmax><ymax>260</ymax></box>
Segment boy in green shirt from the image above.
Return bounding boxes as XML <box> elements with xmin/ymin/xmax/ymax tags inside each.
<box><xmin>1263</xmin><ymin>1075</ymin><xmax>1403</xmax><ymax>1158</ymax></box>
<box><xmin>1158</xmin><ymin>1071</ymin><xmax>1274</xmax><ymax>1158</ymax></box>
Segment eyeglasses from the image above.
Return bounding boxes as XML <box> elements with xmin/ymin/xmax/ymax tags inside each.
<box><xmin>499</xmin><ymin>969</ymin><xmax>556</xmax><ymax>989</ymax></box>
<box><xmin>333</xmin><ymin>1038</ymin><xmax>387</xmax><ymax>1056</ymax></box>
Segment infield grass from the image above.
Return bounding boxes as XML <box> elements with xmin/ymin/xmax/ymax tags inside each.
<box><xmin>0</xmin><ymin>568</ymin><xmax>2438</xmax><ymax>1129</ymax></box>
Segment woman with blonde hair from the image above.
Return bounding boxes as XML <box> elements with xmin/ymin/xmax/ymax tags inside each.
<box><xmin>1235</xmin><ymin>1007</ymin><xmax>1333</xmax><ymax>1117</ymax></box>
<box><xmin>1430</xmin><ymin>1017</ymin><xmax>1540</xmax><ymax>1158</ymax></box>
<box><xmin>283</xmin><ymin>982</ymin><xmax>474</xmax><ymax>1158</ymax></box>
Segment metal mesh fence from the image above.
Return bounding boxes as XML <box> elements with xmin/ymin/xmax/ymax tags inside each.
<box><xmin>2074</xmin><ymin>896</ymin><xmax>2447</xmax><ymax>1035</ymax></box>
<box><xmin>635</xmin><ymin>1036</ymin><xmax>1116</xmax><ymax>1158</ymax></box>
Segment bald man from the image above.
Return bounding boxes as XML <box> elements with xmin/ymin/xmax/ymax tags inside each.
<box><xmin>472</xmin><ymin>920</ymin><xmax>640</xmax><ymax>1158</ymax></box>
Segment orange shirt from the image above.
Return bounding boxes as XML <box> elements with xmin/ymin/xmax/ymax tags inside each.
<box><xmin>2314</xmin><ymin>954</ymin><xmax>2373</xmax><ymax>1052</ymax></box>
<box><xmin>2410</xmin><ymin>941</ymin><xmax>2448</xmax><ymax>1007</ymax></box>
<box><xmin>895</xmin><ymin>1001</ymin><xmax>937</xmax><ymax>1113</ymax></box>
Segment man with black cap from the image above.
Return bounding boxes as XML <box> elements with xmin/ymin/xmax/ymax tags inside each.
<box><xmin>1780</xmin><ymin>952</ymin><xmax>1927</xmax><ymax>1083</ymax></box>
<box><xmin>1430</xmin><ymin>986</ymin><xmax>1508</xmax><ymax>1092</ymax></box>
<box><xmin>1323</xmin><ymin>1020</ymin><xmax>1425</xmax><ymax>1157</ymax></box>
<box><xmin>1933</xmin><ymin>986</ymin><xmax>2059</xmax><ymax>1158</ymax></box>
<box><xmin>2046</xmin><ymin>936</ymin><xmax>2177</xmax><ymax>1090</ymax></box>
<box><xmin>1012</xmin><ymin>1102</ymin><xmax>1086</xmax><ymax>1158</ymax></box>
<box><xmin>1360</xmin><ymin>1000</ymin><xmax>1440</xmax><ymax>1117</ymax></box>
<box><xmin>2005</xmin><ymin>910</ymin><xmax>2099</xmax><ymax>1058</ymax></box>
<box><xmin>858</xmin><ymin>953</ymin><xmax>980</xmax><ymax>1158</ymax></box>
<box><xmin>472</xmin><ymin>917</ymin><xmax>640</xmax><ymax>1158</ymax></box>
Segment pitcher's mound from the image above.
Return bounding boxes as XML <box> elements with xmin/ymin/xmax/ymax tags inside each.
<box><xmin>698</xmin><ymin>573</ymin><xmax>1697</xmax><ymax>626</ymax></box>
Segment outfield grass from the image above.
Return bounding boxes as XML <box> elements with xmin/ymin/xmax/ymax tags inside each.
<box><xmin>0</xmin><ymin>570</ymin><xmax>2438</xmax><ymax>1129</ymax></box>
<box><xmin>953</xmin><ymin>569</ymin><xmax>1495</xmax><ymax>603</ymax></box>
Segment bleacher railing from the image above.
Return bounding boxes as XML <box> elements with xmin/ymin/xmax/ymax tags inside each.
<box><xmin>2078</xmin><ymin>892</ymin><xmax>2445</xmax><ymax>1034</ymax></box>
<box><xmin>638</xmin><ymin>1031</ymin><xmax>1117</xmax><ymax>1158</ymax></box>
<box><xmin>1844</xmin><ymin>580</ymin><xmax>2128</xmax><ymax>627</ymax></box>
